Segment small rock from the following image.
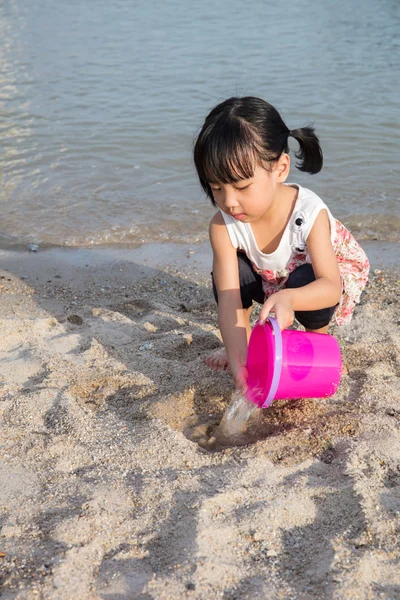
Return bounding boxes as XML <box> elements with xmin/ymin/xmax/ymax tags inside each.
<box><xmin>386</xmin><ymin>408</ymin><xmax>396</xmax><ymax>416</ymax></box>
<box><xmin>139</xmin><ymin>342</ymin><xmax>154</xmax><ymax>351</ymax></box>
<box><xmin>185</xmin><ymin>582</ymin><xmax>195</xmax><ymax>591</ymax></box>
<box><xmin>266</xmin><ymin>549</ymin><xmax>278</xmax><ymax>558</ymax></box>
<box><xmin>27</xmin><ymin>243</ymin><xmax>40</xmax><ymax>252</ymax></box>
<box><xmin>374</xmin><ymin>269</ymin><xmax>382</xmax><ymax>275</ymax></box>
<box><xmin>67</xmin><ymin>315</ymin><xmax>83</xmax><ymax>326</ymax></box>
<box><xmin>207</xmin><ymin>436</ymin><xmax>217</xmax><ymax>450</ymax></box>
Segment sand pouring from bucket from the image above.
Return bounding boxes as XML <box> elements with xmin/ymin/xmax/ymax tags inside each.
<box><xmin>245</xmin><ymin>318</ymin><xmax>342</xmax><ymax>408</ymax></box>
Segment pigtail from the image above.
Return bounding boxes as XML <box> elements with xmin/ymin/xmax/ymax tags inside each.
<box><xmin>290</xmin><ymin>125</ymin><xmax>323</xmax><ymax>174</ymax></box>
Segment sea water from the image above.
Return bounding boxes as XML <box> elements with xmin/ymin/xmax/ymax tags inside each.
<box><xmin>1</xmin><ymin>0</ymin><xmax>399</xmax><ymax>249</ymax></box>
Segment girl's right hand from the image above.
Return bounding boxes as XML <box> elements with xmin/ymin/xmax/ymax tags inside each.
<box><xmin>232</xmin><ymin>363</ymin><xmax>248</xmax><ymax>395</ymax></box>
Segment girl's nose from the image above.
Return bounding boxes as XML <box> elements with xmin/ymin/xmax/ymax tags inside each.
<box><xmin>223</xmin><ymin>190</ymin><xmax>239</xmax><ymax>208</ymax></box>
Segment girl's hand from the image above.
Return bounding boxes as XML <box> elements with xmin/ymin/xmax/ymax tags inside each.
<box><xmin>231</xmin><ymin>363</ymin><xmax>248</xmax><ymax>394</ymax></box>
<box><xmin>259</xmin><ymin>290</ymin><xmax>294</xmax><ymax>331</ymax></box>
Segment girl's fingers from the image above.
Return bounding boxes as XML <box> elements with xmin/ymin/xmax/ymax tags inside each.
<box><xmin>234</xmin><ymin>366</ymin><xmax>248</xmax><ymax>392</ymax></box>
<box><xmin>276</xmin><ymin>316</ymin><xmax>287</xmax><ymax>331</ymax></box>
<box><xmin>259</xmin><ymin>303</ymin><xmax>273</xmax><ymax>324</ymax></box>
<box><xmin>260</xmin><ymin>308</ymin><xmax>293</xmax><ymax>330</ymax></box>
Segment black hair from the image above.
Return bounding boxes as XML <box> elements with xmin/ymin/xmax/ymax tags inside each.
<box><xmin>193</xmin><ymin>96</ymin><xmax>323</xmax><ymax>205</ymax></box>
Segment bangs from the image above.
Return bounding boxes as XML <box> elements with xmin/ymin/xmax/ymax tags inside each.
<box><xmin>194</xmin><ymin>117</ymin><xmax>264</xmax><ymax>198</ymax></box>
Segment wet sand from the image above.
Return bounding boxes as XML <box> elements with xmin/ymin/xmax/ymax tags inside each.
<box><xmin>0</xmin><ymin>244</ymin><xmax>400</xmax><ymax>599</ymax></box>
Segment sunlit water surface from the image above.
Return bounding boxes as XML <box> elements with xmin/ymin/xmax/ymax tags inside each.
<box><xmin>1</xmin><ymin>0</ymin><xmax>399</xmax><ymax>248</ymax></box>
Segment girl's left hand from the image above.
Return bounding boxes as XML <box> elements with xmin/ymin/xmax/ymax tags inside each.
<box><xmin>259</xmin><ymin>290</ymin><xmax>294</xmax><ymax>331</ymax></box>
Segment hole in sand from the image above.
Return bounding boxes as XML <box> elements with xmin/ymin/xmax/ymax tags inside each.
<box><xmin>183</xmin><ymin>391</ymin><xmax>361</xmax><ymax>461</ymax></box>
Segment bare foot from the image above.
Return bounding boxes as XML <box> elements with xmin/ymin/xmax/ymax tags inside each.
<box><xmin>204</xmin><ymin>347</ymin><xmax>230</xmax><ymax>371</ymax></box>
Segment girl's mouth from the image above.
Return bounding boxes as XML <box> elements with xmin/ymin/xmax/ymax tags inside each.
<box><xmin>232</xmin><ymin>213</ymin><xmax>245</xmax><ymax>221</ymax></box>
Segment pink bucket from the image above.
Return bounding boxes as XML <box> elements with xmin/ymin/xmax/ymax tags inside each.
<box><xmin>246</xmin><ymin>318</ymin><xmax>342</xmax><ymax>408</ymax></box>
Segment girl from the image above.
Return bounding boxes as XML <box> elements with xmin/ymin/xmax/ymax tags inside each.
<box><xmin>194</xmin><ymin>96</ymin><xmax>369</xmax><ymax>391</ymax></box>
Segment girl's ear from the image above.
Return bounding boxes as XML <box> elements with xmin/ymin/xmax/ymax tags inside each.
<box><xmin>276</xmin><ymin>153</ymin><xmax>290</xmax><ymax>182</ymax></box>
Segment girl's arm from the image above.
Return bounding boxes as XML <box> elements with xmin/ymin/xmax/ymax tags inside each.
<box><xmin>209</xmin><ymin>212</ymin><xmax>249</xmax><ymax>389</ymax></box>
<box><xmin>259</xmin><ymin>209</ymin><xmax>342</xmax><ymax>329</ymax></box>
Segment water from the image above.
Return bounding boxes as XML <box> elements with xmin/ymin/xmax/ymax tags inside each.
<box><xmin>216</xmin><ymin>390</ymin><xmax>261</xmax><ymax>446</ymax></box>
<box><xmin>183</xmin><ymin>390</ymin><xmax>261</xmax><ymax>449</ymax></box>
<box><xmin>1</xmin><ymin>0</ymin><xmax>399</xmax><ymax>250</ymax></box>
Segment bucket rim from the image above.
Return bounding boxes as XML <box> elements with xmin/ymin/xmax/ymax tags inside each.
<box><xmin>246</xmin><ymin>317</ymin><xmax>283</xmax><ymax>408</ymax></box>
<box><xmin>261</xmin><ymin>318</ymin><xmax>283</xmax><ymax>407</ymax></box>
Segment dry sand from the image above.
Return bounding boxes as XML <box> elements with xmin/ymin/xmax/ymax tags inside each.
<box><xmin>0</xmin><ymin>243</ymin><xmax>400</xmax><ymax>600</ymax></box>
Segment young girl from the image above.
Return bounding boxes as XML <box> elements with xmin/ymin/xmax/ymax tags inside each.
<box><xmin>194</xmin><ymin>96</ymin><xmax>369</xmax><ymax>391</ymax></box>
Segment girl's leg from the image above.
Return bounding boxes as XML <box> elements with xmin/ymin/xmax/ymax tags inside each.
<box><xmin>285</xmin><ymin>263</ymin><xmax>338</xmax><ymax>332</ymax></box>
<box><xmin>306</xmin><ymin>325</ymin><xmax>329</xmax><ymax>334</ymax></box>
<box><xmin>205</xmin><ymin>253</ymin><xmax>264</xmax><ymax>370</ymax></box>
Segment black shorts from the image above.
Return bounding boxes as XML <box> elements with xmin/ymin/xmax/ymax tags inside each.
<box><xmin>212</xmin><ymin>252</ymin><xmax>337</xmax><ymax>330</ymax></box>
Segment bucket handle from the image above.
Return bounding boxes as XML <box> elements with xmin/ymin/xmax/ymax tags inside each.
<box><xmin>262</xmin><ymin>317</ymin><xmax>283</xmax><ymax>408</ymax></box>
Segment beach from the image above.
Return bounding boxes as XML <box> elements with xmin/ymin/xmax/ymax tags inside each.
<box><xmin>1</xmin><ymin>0</ymin><xmax>399</xmax><ymax>596</ymax></box>
<box><xmin>1</xmin><ymin>243</ymin><xmax>399</xmax><ymax>599</ymax></box>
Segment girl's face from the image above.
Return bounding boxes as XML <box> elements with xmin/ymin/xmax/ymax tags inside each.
<box><xmin>208</xmin><ymin>156</ymin><xmax>290</xmax><ymax>222</ymax></box>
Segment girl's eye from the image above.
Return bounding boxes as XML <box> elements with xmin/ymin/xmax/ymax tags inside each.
<box><xmin>236</xmin><ymin>184</ymin><xmax>249</xmax><ymax>191</ymax></box>
<box><xmin>210</xmin><ymin>187</ymin><xmax>221</xmax><ymax>192</ymax></box>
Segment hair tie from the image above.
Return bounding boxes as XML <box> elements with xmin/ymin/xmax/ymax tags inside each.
<box><xmin>288</xmin><ymin>130</ymin><xmax>293</xmax><ymax>137</ymax></box>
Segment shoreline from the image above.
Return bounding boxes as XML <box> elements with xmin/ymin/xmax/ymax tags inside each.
<box><xmin>0</xmin><ymin>235</ymin><xmax>399</xmax><ymax>274</ymax></box>
<box><xmin>1</xmin><ymin>243</ymin><xmax>400</xmax><ymax>599</ymax></box>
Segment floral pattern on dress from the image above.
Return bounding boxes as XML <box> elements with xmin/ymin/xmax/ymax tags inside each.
<box><xmin>332</xmin><ymin>219</ymin><xmax>370</xmax><ymax>325</ymax></box>
<box><xmin>251</xmin><ymin>252</ymin><xmax>308</xmax><ymax>299</ymax></box>
<box><xmin>252</xmin><ymin>219</ymin><xmax>369</xmax><ymax>326</ymax></box>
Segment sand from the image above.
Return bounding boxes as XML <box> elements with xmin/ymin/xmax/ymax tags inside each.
<box><xmin>0</xmin><ymin>243</ymin><xmax>400</xmax><ymax>600</ymax></box>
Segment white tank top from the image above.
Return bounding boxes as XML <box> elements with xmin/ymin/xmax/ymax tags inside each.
<box><xmin>218</xmin><ymin>183</ymin><xmax>371</xmax><ymax>326</ymax></box>
<box><xmin>220</xmin><ymin>183</ymin><xmax>336</xmax><ymax>272</ymax></box>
